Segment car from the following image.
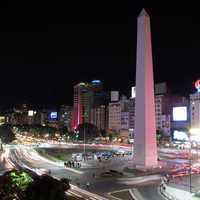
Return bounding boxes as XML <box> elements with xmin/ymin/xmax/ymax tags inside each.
<box><xmin>35</xmin><ymin>168</ymin><xmax>49</xmax><ymax>175</ymax></box>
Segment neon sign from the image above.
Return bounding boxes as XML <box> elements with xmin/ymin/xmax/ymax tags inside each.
<box><xmin>195</xmin><ymin>80</ymin><xmax>200</xmax><ymax>93</ymax></box>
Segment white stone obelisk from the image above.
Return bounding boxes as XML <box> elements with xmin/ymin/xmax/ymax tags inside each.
<box><xmin>134</xmin><ymin>8</ymin><xmax>158</xmax><ymax>168</ymax></box>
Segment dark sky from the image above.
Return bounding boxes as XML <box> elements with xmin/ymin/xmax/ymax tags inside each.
<box><xmin>0</xmin><ymin>1</ymin><xmax>197</xmax><ymax>109</ymax></box>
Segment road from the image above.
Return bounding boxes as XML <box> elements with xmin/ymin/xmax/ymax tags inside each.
<box><xmin>5</xmin><ymin>144</ymin><xmax>171</xmax><ymax>200</ymax></box>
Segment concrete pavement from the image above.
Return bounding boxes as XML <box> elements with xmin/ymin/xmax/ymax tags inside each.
<box><xmin>162</xmin><ymin>184</ymin><xmax>200</xmax><ymax>200</ymax></box>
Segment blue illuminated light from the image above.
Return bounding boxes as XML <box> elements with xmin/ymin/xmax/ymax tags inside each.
<box><xmin>49</xmin><ymin>112</ymin><xmax>57</xmax><ymax>119</ymax></box>
<box><xmin>91</xmin><ymin>80</ymin><xmax>101</xmax><ymax>84</ymax></box>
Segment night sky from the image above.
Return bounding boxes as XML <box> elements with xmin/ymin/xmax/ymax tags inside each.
<box><xmin>0</xmin><ymin>2</ymin><xmax>196</xmax><ymax>109</ymax></box>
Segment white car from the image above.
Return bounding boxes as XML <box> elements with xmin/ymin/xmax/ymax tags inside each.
<box><xmin>35</xmin><ymin>168</ymin><xmax>49</xmax><ymax>175</ymax></box>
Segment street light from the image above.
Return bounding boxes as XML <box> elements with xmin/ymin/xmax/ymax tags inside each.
<box><xmin>189</xmin><ymin>143</ymin><xmax>192</xmax><ymax>193</ymax></box>
<box><xmin>84</xmin><ymin>127</ymin><xmax>86</xmax><ymax>155</ymax></box>
<box><xmin>189</xmin><ymin>129</ymin><xmax>193</xmax><ymax>193</ymax></box>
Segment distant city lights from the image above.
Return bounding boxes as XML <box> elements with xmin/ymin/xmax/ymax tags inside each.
<box><xmin>91</xmin><ymin>80</ymin><xmax>101</xmax><ymax>84</ymax></box>
<box><xmin>28</xmin><ymin>110</ymin><xmax>34</xmax><ymax>116</ymax></box>
<box><xmin>190</xmin><ymin>128</ymin><xmax>200</xmax><ymax>135</ymax></box>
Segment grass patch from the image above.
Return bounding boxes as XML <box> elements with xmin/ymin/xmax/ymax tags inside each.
<box><xmin>195</xmin><ymin>193</ymin><xmax>200</xmax><ymax>198</ymax></box>
<box><xmin>36</xmin><ymin>148</ymin><xmax>74</xmax><ymax>162</ymax></box>
<box><xmin>36</xmin><ymin>149</ymin><xmax>64</xmax><ymax>162</ymax></box>
<box><xmin>54</xmin><ymin>154</ymin><xmax>66</xmax><ymax>161</ymax></box>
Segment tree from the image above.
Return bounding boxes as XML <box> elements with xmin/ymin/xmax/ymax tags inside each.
<box><xmin>156</xmin><ymin>129</ymin><xmax>168</xmax><ymax>144</ymax></box>
<box><xmin>0</xmin><ymin>170</ymin><xmax>71</xmax><ymax>200</ymax></box>
<box><xmin>100</xmin><ymin>129</ymin><xmax>106</xmax><ymax>137</ymax></box>
<box><xmin>108</xmin><ymin>133</ymin><xmax>113</xmax><ymax>142</ymax></box>
<box><xmin>59</xmin><ymin>127</ymin><xmax>68</xmax><ymax>137</ymax></box>
<box><xmin>0</xmin><ymin>169</ymin><xmax>33</xmax><ymax>200</ymax></box>
<box><xmin>26</xmin><ymin>175</ymin><xmax>69</xmax><ymax>200</ymax></box>
<box><xmin>0</xmin><ymin>125</ymin><xmax>15</xmax><ymax>144</ymax></box>
<box><xmin>76</xmin><ymin>123</ymin><xmax>100</xmax><ymax>141</ymax></box>
<box><xmin>108</xmin><ymin>131</ymin><xmax>119</xmax><ymax>142</ymax></box>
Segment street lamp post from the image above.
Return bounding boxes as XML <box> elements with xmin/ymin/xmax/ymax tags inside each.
<box><xmin>189</xmin><ymin>136</ymin><xmax>192</xmax><ymax>193</ymax></box>
<box><xmin>189</xmin><ymin>149</ymin><xmax>192</xmax><ymax>193</ymax></box>
<box><xmin>132</xmin><ymin>142</ymin><xmax>134</xmax><ymax>159</ymax></box>
<box><xmin>84</xmin><ymin>126</ymin><xmax>86</xmax><ymax>155</ymax></box>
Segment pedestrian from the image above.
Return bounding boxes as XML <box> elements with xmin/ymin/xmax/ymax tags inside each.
<box><xmin>163</xmin><ymin>186</ymin><xmax>166</xmax><ymax>191</ymax></box>
<box><xmin>92</xmin><ymin>173</ymin><xmax>95</xmax><ymax>178</ymax></box>
<box><xmin>86</xmin><ymin>182</ymin><xmax>90</xmax><ymax>189</ymax></box>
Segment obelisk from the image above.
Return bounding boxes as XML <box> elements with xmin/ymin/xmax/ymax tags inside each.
<box><xmin>134</xmin><ymin>8</ymin><xmax>158</xmax><ymax>168</ymax></box>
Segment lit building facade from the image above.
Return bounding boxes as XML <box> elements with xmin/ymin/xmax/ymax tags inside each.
<box><xmin>90</xmin><ymin>105</ymin><xmax>106</xmax><ymax>131</ymax></box>
<box><xmin>108</xmin><ymin>102</ymin><xmax>121</xmax><ymax>132</ymax></box>
<box><xmin>108</xmin><ymin>95</ymin><xmax>129</xmax><ymax>133</ymax></box>
<box><xmin>128</xmin><ymin>98</ymin><xmax>135</xmax><ymax>138</ymax></box>
<box><xmin>60</xmin><ymin>105</ymin><xmax>73</xmax><ymax>131</ymax></box>
<box><xmin>155</xmin><ymin>95</ymin><xmax>171</xmax><ymax>135</ymax></box>
<box><xmin>73</xmin><ymin>80</ymin><xmax>109</xmax><ymax>130</ymax></box>
<box><xmin>190</xmin><ymin>92</ymin><xmax>200</xmax><ymax>129</ymax></box>
<box><xmin>129</xmin><ymin>83</ymin><xmax>171</xmax><ymax>136</ymax></box>
<box><xmin>73</xmin><ymin>82</ymin><xmax>93</xmax><ymax>129</ymax></box>
<box><xmin>170</xmin><ymin>97</ymin><xmax>190</xmax><ymax>140</ymax></box>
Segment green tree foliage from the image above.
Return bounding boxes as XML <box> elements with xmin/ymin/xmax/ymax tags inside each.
<box><xmin>10</xmin><ymin>171</ymin><xmax>33</xmax><ymax>191</ymax></box>
<box><xmin>59</xmin><ymin>127</ymin><xmax>68</xmax><ymax>136</ymax></box>
<box><xmin>0</xmin><ymin>170</ymin><xmax>33</xmax><ymax>200</ymax></box>
<box><xmin>156</xmin><ymin>129</ymin><xmax>170</xmax><ymax>144</ymax></box>
<box><xmin>108</xmin><ymin>131</ymin><xmax>119</xmax><ymax>142</ymax></box>
<box><xmin>15</xmin><ymin>125</ymin><xmax>59</xmax><ymax>139</ymax></box>
<box><xmin>0</xmin><ymin>124</ymin><xmax>15</xmax><ymax>144</ymax></box>
<box><xmin>0</xmin><ymin>170</ymin><xmax>71</xmax><ymax>200</ymax></box>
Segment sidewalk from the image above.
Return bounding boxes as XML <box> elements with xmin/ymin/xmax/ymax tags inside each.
<box><xmin>163</xmin><ymin>184</ymin><xmax>200</xmax><ymax>200</ymax></box>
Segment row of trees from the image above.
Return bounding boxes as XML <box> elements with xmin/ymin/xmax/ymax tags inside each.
<box><xmin>0</xmin><ymin>123</ymin><xmax>171</xmax><ymax>145</ymax></box>
<box><xmin>14</xmin><ymin>123</ymin><xmax>101</xmax><ymax>142</ymax></box>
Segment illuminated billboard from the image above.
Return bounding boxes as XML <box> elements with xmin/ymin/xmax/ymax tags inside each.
<box><xmin>48</xmin><ymin>112</ymin><xmax>58</xmax><ymax>120</ymax></box>
<box><xmin>172</xmin><ymin>106</ymin><xmax>187</xmax><ymax>121</ymax></box>
<box><xmin>173</xmin><ymin>130</ymin><xmax>189</xmax><ymax>141</ymax></box>
<box><xmin>28</xmin><ymin>110</ymin><xmax>34</xmax><ymax>116</ymax></box>
<box><xmin>131</xmin><ymin>87</ymin><xmax>136</xmax><ymax>98</ymax></box>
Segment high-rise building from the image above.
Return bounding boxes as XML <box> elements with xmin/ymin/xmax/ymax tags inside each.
<box><xmin>72</xmin><ymin>80</ymin><xmax>109</xmax><ymax>130</ymax></box>
<box><xmin>170</xmin><ymin>97</ymin><xmax>190</xmax><ymax>141</ymax></box>
<box><xmin>60</xmin><ymin>105</ymin><xmax>73</xmax><ymax>131</ymax></box>
<box><xmin>190</xmin><ymin>92</ymin><xmax>200</xmax><ymax>129</ymax></box>
<box><xmin>108</xmin><ymin>102</ymin><xmax>121</xmax><ymax>132</ymax></box>
<box><xmin>111</xmin><ymin>91</ymin><xmax>119</xmax><ymax>102</ymax></box>
<box><xmin>90</xmin><ymin>105</ymin><xmax>106</xmax><ymax>131</ymax></box>
<box><xmin>73</xmin><ymin>82</ymin><xmax>93</xmax><ymax>129</ymax></box>
<box><xmin>190</xmin><ymin>81</ymin><xmax>200</xmax><ymax>130</ymax></box>
<box><xmin>130</xmin><ymin>83</ymin><xmax>170</xmax><ymax>137</ymax></box>
<box><xmin>90</xmin><ymin>80</ymin><xmax>107</xmax><ymax>108</ymax></box>
<box><xmin>128</xmin><ymin>97</ymin><xmax>135</xmax><ymax>138</ymax></box>
<box><xmin>108</xmin><ymin>95</ymin><xmax>129</xmax><ymax>133</ymax></box>
<box><xmin>155</xmin><ymin>95</ymin><xmax>171</xmax><ymax>135</ymax></box>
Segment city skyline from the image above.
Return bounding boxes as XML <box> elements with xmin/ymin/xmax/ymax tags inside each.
<box><xmin>0</xmin><ymin>3</ymin><xmax>195</xmax><ymax>108</ymax></box>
